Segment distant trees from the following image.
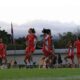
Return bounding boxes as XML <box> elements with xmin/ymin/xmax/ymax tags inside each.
<box><xmin>15</xmin><ymin>37</ymin><xmax>25</xmax><ymax>45</ymax></box>
<box><xmin>54</xmin><ymin>32</ymin><xmax>77</xmax><ymax>48</ymax></box>
<box><xmin>0</xmin><ymin>30</ymin><xmax>11</xmax><ymax>44</ymax></box>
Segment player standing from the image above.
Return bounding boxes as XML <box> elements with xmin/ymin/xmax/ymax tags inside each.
<box><xmin>65</xmin><ymin>40</ymin><xmax>74</xmax><ymax>67</ymax></box>
<box><xmin>24</xmin><ymin>28</ymin><xmax>37</xmax><ymax>66</ymax></box>
<box><xmin>40</xmin><ymin>29</ymin><xmax>54</xmax><ymax>68</ymax></box>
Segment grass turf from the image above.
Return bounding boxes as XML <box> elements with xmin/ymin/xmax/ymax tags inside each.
<box><xmin>0</xmin><ymin>68</ymin><xmax>80</xmax><ymax>80</ymax></box>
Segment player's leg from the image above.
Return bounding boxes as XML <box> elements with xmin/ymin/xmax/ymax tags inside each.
<box><xmin>29</xmin><ymin>48</ymin><xmax>35</xmax><ymax>66</ymax></box>
<box><xmin>43</xmin><ymin>57</ymin><xmax>47</xmax><ymax>68</ymax></box>
<box><xmin>43</xmin><ymin>51</ymin><xmax>50</xmax><ymax>68</ymax></box>
<box><xmin>24</xmin><ymin>53</ymin><xmax>33</xmax><ymax>68</ymax></box>
<box><xmin>24</xmin><ymin>55</ymin><xmax>31</xmax><ymax>65</ymax></box>
<box><xmin>70</xmin><ymin>56</ymin><xmax>74</xmax><ymax>68</ymax></box>
<box><xmin>24</xmin><ymin>47</ymin><xmax>30</xmax><ymax>64</ymax></box>
<box><xmin>38</xmin><ymin>56</ymin><xmax>45</xmax><ymax>68</ymax></box>
<box><xmin>27</xmin><ymin>46</ymin><xmax>35</xmax><ymax>66</ymax></box>
<box><xmin>24</xmin><ymin>56</ymin><xmax>28</xmax><ymax>64</ymax></box>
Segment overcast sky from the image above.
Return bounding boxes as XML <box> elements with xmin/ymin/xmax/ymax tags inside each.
<box><xmin>0</xmin><ymin>0</ymin><xmax>80</xmax><ymax>25</ymax></box>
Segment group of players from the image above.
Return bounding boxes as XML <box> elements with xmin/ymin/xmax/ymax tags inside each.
<box><xmin>24</xmin><ymin>28</ymin><xmax>54</xmax><ymax>68</ymax></box>
<box><xmin>0</xmin><ymin>28</ymin><xmax>80</xmax><ymax>68</ymax></box>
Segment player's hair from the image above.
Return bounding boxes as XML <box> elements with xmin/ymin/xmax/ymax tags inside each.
<box><xmin>42</xmin><ymin>28</ymin><xmax>51</xmax><ymax>34</ymax></box>
<box><xmin>32</xmin><ymin>28</ymin><xmax>36</xmax><ymax>33</ymax></box>
<box><xmin>29</xmin><ymin>28</ymin><xmax>36</xmax><ymax>33</ymax></box>
<box><xmin>42</xmin><ymin>28</ymin><xmax>47</xmax><ymax>33</ymax></box>
<box><xmin>29</xmin><ymin>28</ymin><xmax>32</xmax><ymax>31</ymax></box>
<box><xmin>47</xmin><ymin>29</ymin><xmax>51</xmax><ymax>34</ymax></box>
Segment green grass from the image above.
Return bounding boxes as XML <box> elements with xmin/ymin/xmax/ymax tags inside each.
<box><xmin>0</xmin><ymin>68</ymin><xmax>80</xmax><ymax>80</ymax></box>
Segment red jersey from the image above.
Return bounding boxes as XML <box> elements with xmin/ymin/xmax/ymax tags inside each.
<box><xmin>75</xmin><ymin>40</ymin><xmax>80</xmax><ymax>55</ymax></box>
<box><xmin>25</xmin><ymin>34</ymin><xmax>37</xmax><ymax>57</ymax></box>
<box><xmin>0</xmin><ymin>43</ymin><xmax>6</xmax><ymax>58</ymax></box>
<box><xmin>42</xmin><ymin>35</ymin><xmax>53</xmax><ymax>57</ymax></box>
<box><xmin>26</xmin><ymin>34</ymin><xmax>36</xmax><ymax>47</ymax></box>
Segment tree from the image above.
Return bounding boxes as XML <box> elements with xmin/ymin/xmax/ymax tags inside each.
<box><xmin>54</xmin><ymin>32</ymin><xmax>76</xmax><ymax>48</ymax></box>
<box><xmin>0</xmin><ymin>30</ymin><xmax>11</xmax><ymax>44</ymax></box>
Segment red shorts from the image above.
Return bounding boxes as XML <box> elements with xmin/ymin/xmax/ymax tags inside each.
<box><xmin>25</xmin><ymin>46</ymin><xmax>35</xmax><ymax>59</ymax></box>
<box><xmin>42</xmin><ymin>46</ymin><xmax>52</xmax><ymax>57</ymax></box>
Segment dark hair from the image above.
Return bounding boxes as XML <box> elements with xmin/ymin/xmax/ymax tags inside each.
<box><xmin>29</xmin><ymin>28</ymin><xmax>36</xmax><ymax>33</ymax></box>
<box><xmin>47</xmin><ymin>29</ymin><xmax>51</xmax><ymax>34</ymax></box>
<box><xmin>42</xmin><ymin>29</ymin><xmax>47</xmax><ymax>33</ymax></box>
<box><xmin>32</xmin><ymin>28</ymin><xmax>36</xmax><ymax>33</ymax></box>
<box><xmin>42</xmin><ymin>29</ymin><xmax>51</xmax><ymax>34</ymax></box>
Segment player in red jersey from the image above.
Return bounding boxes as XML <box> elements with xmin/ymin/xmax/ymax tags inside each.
<box><xmin>65</xmin><ymin>40</ymin><xmax>74</xmax><ymax>67</ymax></box>
<box><xmin>39</xmin><ymin>29</ymin><xmax>54</xmax><ymax>68</ymax></box>
<box><xmin>74</xmin><ymin>37</ymin><xmax>80</xmax><ymax>67</ymax></box>
<box><xmin>42</xmin><ymin>29</ymin><xmax>53</xmax><ymax>57</ymax></box>
<box><xmin>24</xmin><ymin>28</ymin><xmax>37</xmax><ymax>65</ymax></box>
<box><xmin>0</xmin><ymin>37</ymin><xmax>7</xmax><ymax>65</ymax></box>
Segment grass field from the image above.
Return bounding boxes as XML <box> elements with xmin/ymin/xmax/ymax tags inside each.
<box><xmin>0</xmin><ymin>68</ymin><xmax>80</xmax><ymax>80</ymax></box>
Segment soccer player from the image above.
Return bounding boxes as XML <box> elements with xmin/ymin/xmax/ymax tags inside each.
<box><xmin>24</xmin><ymin>28</ymin><xmax>37</xmax><ymax>66</ymax></box>
<box><xmin>42</xmin><ymin>29</ymin><xmax>53</xmax><ymax>57</ymax></box>
<box><xmin>74</xmin><ymin>37</ymin><xmax>80</xmax><ymax>67</ymax></box>
<box><xmin>65</xmin><ymin>40</ymin><xmax>74</xmax><ymax>67</ymax></box>
<box><xmin>41</xmin><ymin>29</ymin><xmax>54</xmax><ymax>68</ymax></box>
<box><xmin>0</xmin><ymin>37</ymin><xmax>7</xmax><ymax>66</ymax></box>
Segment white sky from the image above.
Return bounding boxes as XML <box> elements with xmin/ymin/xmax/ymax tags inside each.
<box><xmin>0</xmin><ymin>0</ymin><xmax>80</xmax><ymax>25</ymax></box>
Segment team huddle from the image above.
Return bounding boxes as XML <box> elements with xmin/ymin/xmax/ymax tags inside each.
<box><xmin>0</xmin><ymin>28</ymin><xmax>80</xmax><ymax>68</ymax></box>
